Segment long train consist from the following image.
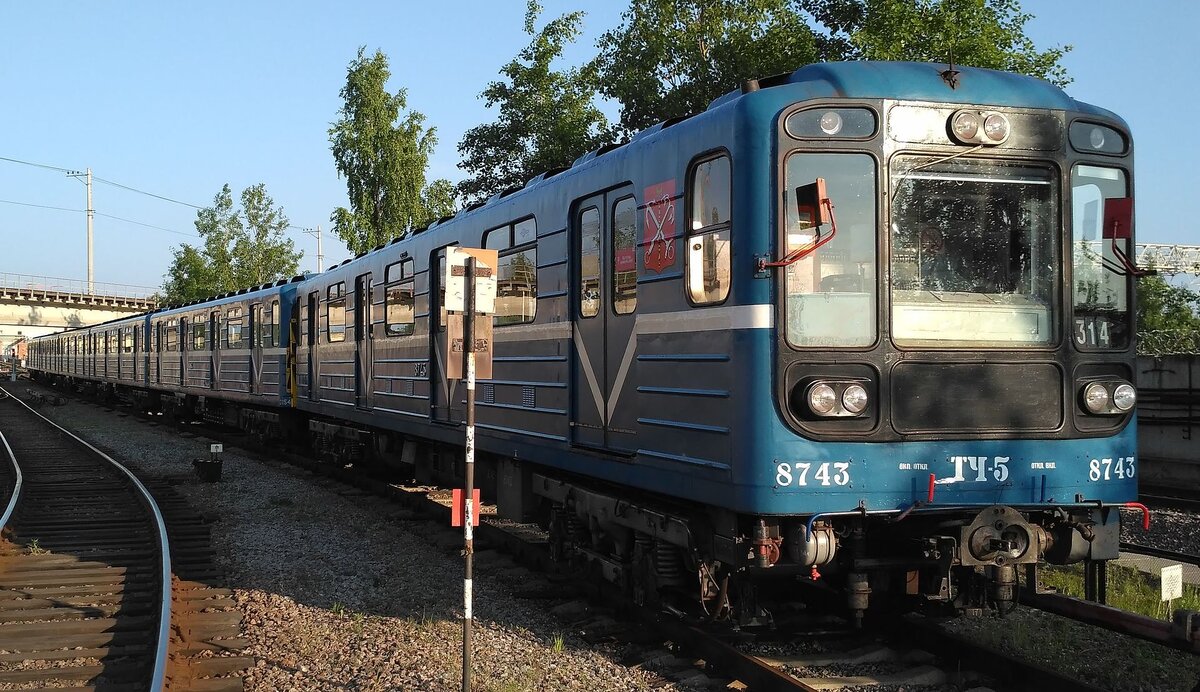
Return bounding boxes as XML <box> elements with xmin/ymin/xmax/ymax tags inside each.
<box><xmin>28</xmin><ymin>61</ymin><xmax>1142</xmax><ymax>623</ymax></box>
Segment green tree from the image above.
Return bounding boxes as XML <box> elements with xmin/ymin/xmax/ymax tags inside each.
<box><xmin>457</xmin><ymin>1</ymin><xmax>612</xmax><ymax>203</ymax></box>
<box><xmin>420</xmin><ymin>178</ymin><xmax>459</xmax><ymax>224</ymax></box>
<box><xmin>800</xmin><ymin>0</ymin><xmax>1071</xmax><ymax>86</ymax></box>
<box><xmin>1138</xmin><ymin>274</ymin><xmax>1200</xmax><ymax>334</ymax></box>
<box><xmin>330</xmin><ymin>47</ymin><xmax>453</xmax><ymax>253</ymax></box>
<box><xmin>594</xmin><ymin>0</ymin><xmax>823</xmax><ymax>134</ymax></box>
<box><xmin>161</xmin><ymin>184</ymin><xmax>301</xmax><ymax>304</ymax></box>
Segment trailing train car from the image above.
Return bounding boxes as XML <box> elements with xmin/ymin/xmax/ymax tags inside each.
<box><xmin>29</xmin><ymin>61</ymin><xmax>1143</xmax><ymax>624</ymax></box>
<box><xmin>145</xmin><ymin>280</ymin><xmax>301</xmax><ymax>429</ymax></box>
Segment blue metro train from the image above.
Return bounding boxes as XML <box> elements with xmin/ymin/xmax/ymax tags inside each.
<box><xmin>28</xmin><ymin>61</ymin><xmax>1142</xmax><ymax>622</ymax></box>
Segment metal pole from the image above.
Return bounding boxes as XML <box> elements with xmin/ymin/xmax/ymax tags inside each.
<box><xmin>462</xmin><ymin>257</ymin><xmax>476</xmax><ymax>692</ymax></box>
<box><xmin>316</xmin><ymin>224</ymin><xmax>323</xmax><ymax>273</ymax></box>
<box><xmin>86</xmin><ymin>168</ymin><xmax>94</xmax><ymax>294</ymax></box>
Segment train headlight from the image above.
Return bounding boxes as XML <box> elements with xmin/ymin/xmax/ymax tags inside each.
<box><xmin>842</xmin><ymin>384</ymin><xmax>869</xmax><ymax>414</ymax></box>
<box><xmin>1112</xmin><ymin>383</ymin><xmax>1137</xmax><ymax>412</ymax></box>
<box><xmin>951</xmin><ymin>111</ymin><xmax>980</xmax><ymax>141</ymax></box>
<box><xmin>983</xmin><ymin>113</ymin><xmax>1010</xmax><ymax>143</ymax></box>
<box><xmin>807</xmin><ymin>383</ymin><xmax>837</xmax><ymax>415</ymax></box>
<box><xmin>1082</xmin><ymin>382</ymin><xmax>1110</xmax><ymax>414</ymax></box>
<box><xmin>818</xmin><ymin>110</ymin><xmax>844</xmax><ymax>135</ymax></box>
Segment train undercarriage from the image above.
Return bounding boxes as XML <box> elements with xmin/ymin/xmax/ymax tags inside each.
<box><xmin>36</xmin><ymin>371</ymin><xmax>1125</xmax><ymax>626</ymax></box>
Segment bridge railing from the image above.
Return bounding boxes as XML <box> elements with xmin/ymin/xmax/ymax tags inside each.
<box><xmin>0</xmin><ymin>272</ymin><xmax>158</xmax><ymax>304</ymax></box>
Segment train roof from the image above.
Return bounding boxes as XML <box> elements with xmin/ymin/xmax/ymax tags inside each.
<box><xmin>707</xmin><ymin>61</ymin><xmax>1126</xmax><ymax>126</ymax></box>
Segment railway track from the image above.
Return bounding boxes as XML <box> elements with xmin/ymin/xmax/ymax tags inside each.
<box><xmin>1138</xmin><ymin>484</ymin><xmax>1200</xmax><ymax>513</ymax></box>
<box><xmin>0</xmin><ymin>385</ymin><xmax>248</xmax><ymax>691</ymax></box>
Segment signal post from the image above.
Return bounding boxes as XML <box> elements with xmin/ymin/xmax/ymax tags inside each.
<box><xmin>444</xmin><ymin>248</ymin><xmax>497</xmax><ymax>692</ymax></box>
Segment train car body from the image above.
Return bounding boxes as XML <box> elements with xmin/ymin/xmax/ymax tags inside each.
<box><xmin>28</xmin><ymin>61</ymin><xmax>1141</xmax><ymax>621</ymax></box>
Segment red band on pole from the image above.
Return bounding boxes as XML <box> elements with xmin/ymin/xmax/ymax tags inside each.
<box><xmin>452</xmin><ymin>488</ymin><xmax>481</xmax><ymax>527</ymax></box>
<box><xmin>927</xmin><ymin>474</ymin><xmax>936</xmax><ymax>503</ymax></box>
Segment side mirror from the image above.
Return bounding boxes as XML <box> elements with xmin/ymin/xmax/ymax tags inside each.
<box><xmin>795</xmin><ymin>178</ymin><xmax>829</xmax><ymax>230</ymax></box>
<box><xmin>1102</xmin><ymin>197</ymin><xmax>1132</xmax><ymax>239</ymax></box>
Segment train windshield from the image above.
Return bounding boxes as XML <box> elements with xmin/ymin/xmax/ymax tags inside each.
<box><xmin>889</xmin><ymin>157</ymin><xmax>1059</xmax><ymax>346</ymax></box>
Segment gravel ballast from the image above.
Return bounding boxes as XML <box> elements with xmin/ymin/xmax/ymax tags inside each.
<box><xmin>22</xmin><ymin>394</ymin><xmax>691</xmax><ymax>691</ymax></box>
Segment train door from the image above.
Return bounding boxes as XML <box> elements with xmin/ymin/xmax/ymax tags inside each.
<box><xmin>570</xmin><ymin>188</ymin><xmax>639</xmax><ymax>452</ymax></box>
<box><xmin>306</xmin><ymin>291</ymin><xmax>319</xmax><ymax>402</ymax></box>
<box><xmin>354</xmin><ymin>273</ymin><xmax>374</xmax><ymax>410</ymax></box>
<box><xmin>155</xmin><ymin>322</ymin><xmax>163</xmax><ymax>384</ymax></box>
<box><xmin>249</xmin><ymin>303</ymin><xmax>261</xmax><ymax>395</ymax></box>
<box><xmin>209</xmin><ymin>311</ymin><xmax>220</xmax><ymax>389</ymax></box>
<box><xmin>431</xmin><ymin>245</ymin><xmax>462</xmax><ymax>424</ymax></box>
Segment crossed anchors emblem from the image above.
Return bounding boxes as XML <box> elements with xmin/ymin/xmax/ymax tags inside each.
<box><xmin>644</xmin><ymin>192</ymin><xmax>675</xmax><ymax>273</ymax></box>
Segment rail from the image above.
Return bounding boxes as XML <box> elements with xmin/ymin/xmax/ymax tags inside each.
<box><xmin>0</xmin><ymin>429</ymin><xmax>22</xmax><ymax>528</ymax></box>
<box><xmin>0</xmin><ymin>384</ymin><xmax>173</xmax><ymax>692</ymax></box>
<box><xmin>0</xmin><ymin>271</ymin><xmax>158</xmax><ymax>302</ymax></box>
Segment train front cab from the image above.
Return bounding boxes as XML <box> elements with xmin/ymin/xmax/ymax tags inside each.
<box><xmin>730</xmin><ymin>63</ymin><xmax>1140</xmax><ymax>617</ymax></box>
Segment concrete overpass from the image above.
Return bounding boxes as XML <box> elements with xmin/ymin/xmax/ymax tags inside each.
<box><xmin>1</xmin><ymin>272</ymin><xmax>157</xmax><ymax>356</ymax></box>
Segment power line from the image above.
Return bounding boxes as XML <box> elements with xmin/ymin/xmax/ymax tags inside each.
<box><xmin>2</xmin><ymin>154</ymin><xmax>205</xmax><ymax>210</ymax></box>
<box><xmin>95</xmin><ymin>212</ymin><xmax>196</xmax><ymax>237</ymax></box>
<box><xmin>0</xmin><ymin>198</ymin><xmax>78</xmax><ymax>213</ymax></box>
<box><xmin>92</xmin><ymin>176</ymin><xmax>204</xmax><ymax>210</ymax></box>
<box><xmin>0</xmin><ymin>198</ymin><xmax>195</xmax><ymax>237</ymax></box>
<box><xmin>0</xmin><ymin>155</ymin><xmax>72</xmax><ymax>173</ymax></box>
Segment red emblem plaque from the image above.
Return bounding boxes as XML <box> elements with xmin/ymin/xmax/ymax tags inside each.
<box><xmin>643</xmin><ymin>180</ymin><xmax>677</xmax><ymax>273</ymax></box>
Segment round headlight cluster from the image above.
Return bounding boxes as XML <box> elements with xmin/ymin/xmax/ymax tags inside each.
<box><xmin>800</xmin><ymin>380</ymin><xmax>871</xmax><ymax>418</ymax></box>
<box><xmin>948</xmin><ymin>110</ymin><xmax>1010</xmax><ymax>145</ymax></box>
<box><xmin>1080</xmin><ymin>380</ymin><xmax>1136</xmax><ymax>415</ymax></box>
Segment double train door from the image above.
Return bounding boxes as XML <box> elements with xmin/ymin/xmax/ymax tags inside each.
<box><xmin>354</xmin><ymin>273</ymin><xmax>374</xmax><ymax>410</ymax></box>
<box><xmin>570</xmin><ymin>188</ymin><xmax>638</xmax><ymax>453</ymax></box>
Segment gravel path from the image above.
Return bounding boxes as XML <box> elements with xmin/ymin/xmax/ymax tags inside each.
<box><xmin>23</xmin><ymin>395</ymin><xmax>691</xmax><ymax>692</ymax></box>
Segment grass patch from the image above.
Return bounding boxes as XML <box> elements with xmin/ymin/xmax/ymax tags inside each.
<box><xmin>1040</xmin><ymin>562</ymin><xmax>1200</xmax><ymax>619</ymax></box>
<box><xmin>25</xmin><ymin>538</ymin><xmax>47</xmax><ymax>555</ymax></box>
<box><xmin>551</xmin><ymin>632</ymin><xmax>565</xmax><ymax>653</ymax></box>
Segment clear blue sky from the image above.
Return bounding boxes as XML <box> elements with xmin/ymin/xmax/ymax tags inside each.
<box><xmin>1</xmin><ymin>1</ymin><xmax>1195</xmax><ymax>290</ymax></box>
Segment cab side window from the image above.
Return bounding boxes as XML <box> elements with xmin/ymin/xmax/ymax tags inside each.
<box><xmin>686</xmin><ymin>154</ymin><xmax>732</xmax><ymax>304</ymax></box>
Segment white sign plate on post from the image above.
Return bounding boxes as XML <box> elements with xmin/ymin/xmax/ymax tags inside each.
<box><xmin>1162</xmin><ymin>564</ymin><xmax>1184</xmax><ymax>602</ymax></box>
<box><xmin>444</xmin><ymin>248</ymin><xmax>498</xmax><ymax>314</ymax></box>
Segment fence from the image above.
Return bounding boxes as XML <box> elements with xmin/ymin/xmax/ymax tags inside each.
<box><xmin>0</xmin><ymin>272</ymin><xmax>158</xmax><ymax>303</ymax></box>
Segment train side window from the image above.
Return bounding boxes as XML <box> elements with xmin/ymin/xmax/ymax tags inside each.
<box><xmin>192</xmin><ymin>318</ymin><xmax>206</xmax><ymax>350</ymax></box>
<box><xmin>270</xmin><ymin>300</ymin><xmax>280</xmax><ymax>347</ymax></box>
<box><xmin>385</xmin><ymin>259</ymin><xmax>415</xmax><ymax>337</ymax></box>
<box><xmin>579</xmin><ymin>207</ymin><xmax>601</xmax><ymax>318</ymax></box>
<box><xmin>123</xmin><ymin>327</ymin><xmax>133</xmax><ymax>353</ymax></box>
<box><xmin>226</xmin><ymin>307</ymin><xmax>244</xmax><ymax>349</ymax></box>
<box><xmin>686</xmin><ymin>154</ymin><xmax>732</xmax><ymax>305</ymax></box>
<box><xmin>488</xmin><ymin>217</ymin><xmax>538</xmax><ymax>326</ymax></box>
<box><xmin>251</xmin><ymin>303</ymin><xmax>263</xmax><ymax>347</ymax></box>
<box><xmin>328</xmin><ymin>282</ymin><xmax>347</xmax><ymax>342</ymax></box>
<box><xmin>612</xmin><ymin>197</ymin><xmax>637</xmax><ymax>315</ymax></box>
